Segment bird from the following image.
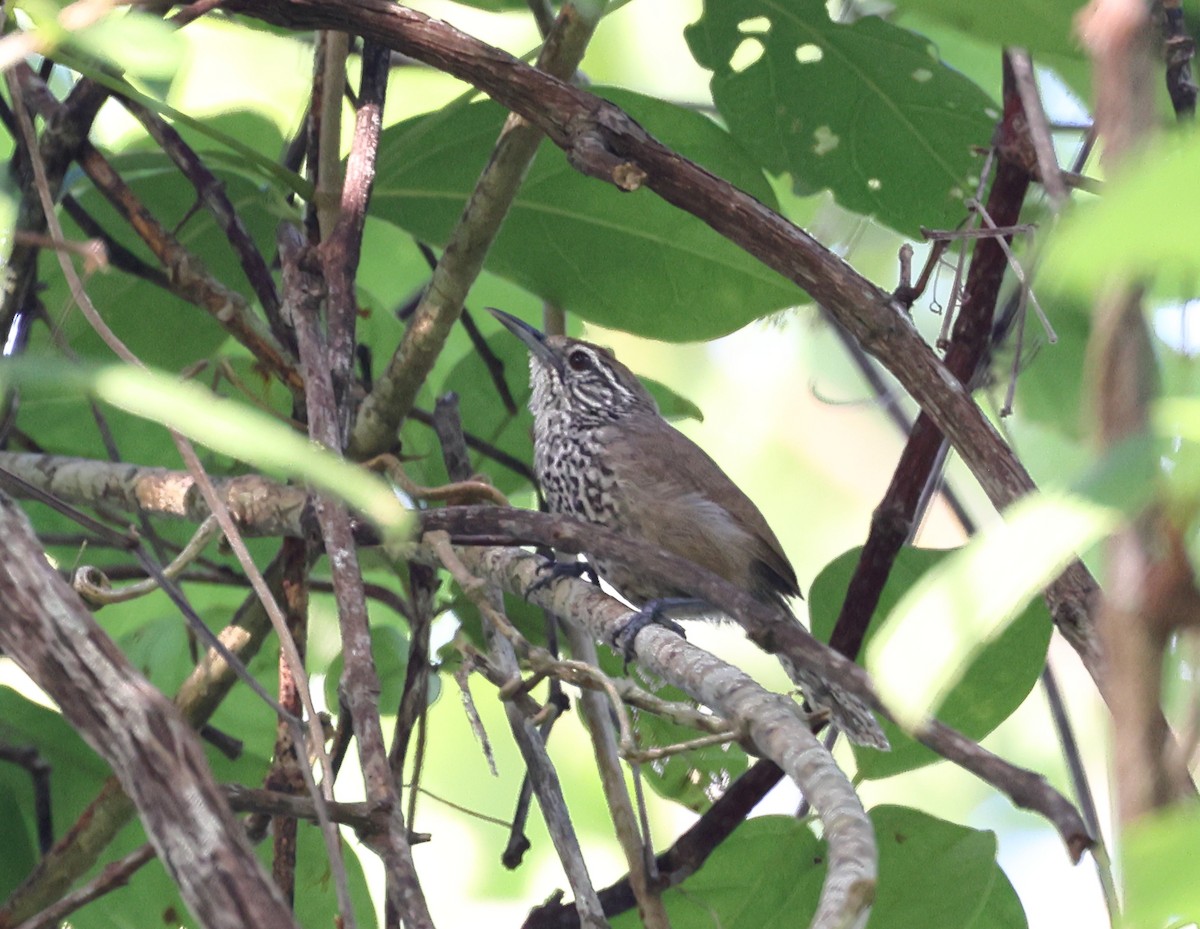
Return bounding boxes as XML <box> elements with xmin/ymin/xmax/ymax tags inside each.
<box><xmin>488</xmin><ymin>307</ymin><xmax>888</xmax><ymax>750</ymax></box>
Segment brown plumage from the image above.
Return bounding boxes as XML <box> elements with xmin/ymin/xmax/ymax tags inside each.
<box><xmin>490</xmin><ymin>308</ymin><xmax>887</xmax><ymax>749</ymax></box>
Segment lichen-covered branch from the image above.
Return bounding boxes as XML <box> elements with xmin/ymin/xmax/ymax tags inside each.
<box><xmin>0</xmin><ymin>494</ymin><xmax>300</xmax><ymax>929</ymax></box>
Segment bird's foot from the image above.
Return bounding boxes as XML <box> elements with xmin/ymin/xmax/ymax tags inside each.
<box><xmin>524</xmin><ymin>557</ymin><xmax>599</xmax><ymax>597</ymax></box>
<box><xmin>611</xmin><ymin>598</ymin><xmax>698</xmax><ymax>662</ymax></box>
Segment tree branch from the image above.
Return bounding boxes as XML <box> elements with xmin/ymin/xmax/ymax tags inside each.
<box><xmin>0</xmin><ymin>494</ymin><xmax>301</xmax><ymax>929</ymax></box>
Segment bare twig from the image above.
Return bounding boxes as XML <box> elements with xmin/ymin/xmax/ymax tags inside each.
<box><xmin>1007</xmin><ymin>49</ymin><xmax>1069</xmax><ymax>207</ymax></box>
<box><xmin>565</xmin><ymin>626</ymin><xmax>671</xmax><ymax>928</ymax></box>
<box><xmin>72</xmin><ymin>516</ymin><xmax>221</xmax><ymax>605</ymax></box>
<box><xmin>10</xmin><ymin>845</ymin><xmax>156</xmax><ymax>929</ymax></box>
<box><xmin>428</xmin><ymin>528</ymin><xmax>609</xmax><ymax>927</ymax></box>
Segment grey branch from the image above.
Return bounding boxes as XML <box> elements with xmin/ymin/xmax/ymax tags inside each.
<box><xmin>0</xmin><ymin>493</ymin><xmax>301</xmax><ymax>929</ymax></box>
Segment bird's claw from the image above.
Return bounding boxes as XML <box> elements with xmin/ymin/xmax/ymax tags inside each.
<box><xmin>524</xmin><ymin>557</ymin><xmax>598</xmax><ymax>598</ymax></box>
<box><xmin>611</xmin><ymin>601</ymin><xmax>688</xmax><ymax>663</ymax></box>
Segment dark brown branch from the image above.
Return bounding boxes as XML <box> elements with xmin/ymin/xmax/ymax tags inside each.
<box><xmin>225</xmin><ymin>785</ymin><xmax>385</xmax><ymax>834</ymax></box>
<box><xmin>1</xmin><ymin>72</ymin><xmax>108</xmax><ymax>342</ymax></box>
<box><xmin>1162</xmin><ymin>0</ymin><xmax>1197</xmax><ymax>119</ymax></box>
<box><xmin>113</xmin><ymin>94</ymin><xmax>287</xmax><ymax>346</ymax></box>
<box><xmin>409</xmin><ymin>407</ymin><xmax>537</xmax><ymax>481</ymax></box>
<box><xmin>59</xmin><ymin>195</ymin><xmax>170</xmax><ymax>288</ymax></box>
<box><xmin>9</xmin><ymin>66</ymin><xmax>304</xmax><ymax>395</ymax></box>
<box><xmin>264</xmin><ymin>536</ymin><xmax>311</xmax><ymax>902</ymax></box>
<box><xmin>322</xmin><ymin>39</ymin><xmax>390</xmax><ymax>443</ymax></box>
<box><xmin>829</xmin><ymin>54</ymin><xmax>1035</xmax><ymax>664</ymax></box>
<box><xmin>281</xmin><ymin>225</ymin><xmax>434</xmax><ymax>927</ymax></box>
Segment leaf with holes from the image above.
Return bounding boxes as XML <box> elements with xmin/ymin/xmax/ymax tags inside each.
<box><xmin>686</xmin><ymin>0</ymin><xmax>997</xmax><ymax>235</ymax></box>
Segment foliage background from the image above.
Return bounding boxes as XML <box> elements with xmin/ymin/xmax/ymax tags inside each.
<box><xmin>3</xmin><ymin>0</ymin><xmax>1197</xmax><ymax>926</ymax></box>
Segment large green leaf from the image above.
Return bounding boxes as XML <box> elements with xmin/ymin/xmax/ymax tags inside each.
<box><xmin>808</xmin><ymin>545</ymin><xmax>1054</xmax><ymax>779</ymax></box>
<box><xmin>887</xmin><ymin>0</ymin><xmax>1082</xmax><ymax>62</ymax></box>
<box><xmin>865</xmin><ymin>495</ymin><xmax>1109</xmax><ymax>733</ymax></box>
<box><xmin>611</xmin><ymin>806</ymin><xmax>1018</xmax><ymax>929</ymax></box>
<box><xmin>371</xmin><ymin>90</ymin><xmax>802</xmax><ymax>341</ymax></box>
<box><xmin>685</xmin><ymin>0</ymin><xmax>996</xmax><ymax>236</ymax></box>
<box><xmin>1044</xmin><ymin>131</ymin><xmax>1200</xmax><ymax>303</ymax></box>
<box><xmin>1123</xmin><ymin>802</ymin><xmax>1200</xmax><ymax>929</ymax></box>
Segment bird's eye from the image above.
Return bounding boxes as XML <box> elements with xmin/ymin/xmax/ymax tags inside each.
<box><xmin>567</xmin><ymin>349</ymin><xmax>592</xmax><ymax>371</ymax></box>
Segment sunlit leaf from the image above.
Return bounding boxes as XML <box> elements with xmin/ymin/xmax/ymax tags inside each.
<box><xmin>888</xmin><ymin>0</ymin><xmax>1083</xmax><ymax>61</ymax></box>
<box><xmin>1044</xmin><ymin>132</ymin><xmax>1200</xmax><ymax>301</ymax></box>
<box><xmin>1124</xmin><ymin>802</ymin><xmax>1200</xmax><ymax>929</ymax></box>
<box><xmin>0</xmin><ymin>360</ymin><xmax>412</xmax><ymax>539</ymax></box>
<box><xmin>809</xmin><ymin>547</ymin><xmax>1052</xmax><ymax>778</ymax></box>
<box><xmin>866</xmin><ymin>493</ymin><xmax>1117</xmax><ymax>730</ymax></box>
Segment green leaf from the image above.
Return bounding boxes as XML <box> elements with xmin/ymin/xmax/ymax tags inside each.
<box><xmin>66</xmin><ymin>10</ymin><xmax>187</xmax><ymax>80</ymax></box>
<box><xmin>685</xmin><ymin>1</ymin><xmax>996</xmax><ymax>235</ymax></box>
<box><xmin>630</xmin><ymin>816</ymin><xmax>824</xmax><ymax>927</ymax></box>
<box><xmin>643</xmin><ymin>375</ymin><xmax>704</xmax><ymax>422</ymax></box>
<box><xmin>372</xmin><ymin>90</ymin><xmax>802</xmax><ymax>342</ymax></box>
<box><xmin>326</xmin><ymin>625</ymin><xmax>439</xmax><ymax>714</ymax></box>
<box><xmin>887</xmin><ymin>0</ymin><xmax>1083</xmax><ymax>62</ymax></box>
<box><xmin>1010</xmin><ymin>304</ymin><xmax>1092</xmax><ymax>441</ymax></box>
<box><xmin>971</xmin><ymin>864</ymin><xmax>1029</xmax><ymax>929</ymax></box>
<box><xmin>1123</xmin><ymin>802</ymin><xmax>1200</xmax><ymax>929</ymax></box>
<box><xmin>612</xmin><ymin>807</ymin><xmax>1014</xmax><ymax>929</ymax></box>
<box><xmin>1155</xmin><ymin>395</ymin><xmax>1200</xmax><ymax>446</ymax></box>
<box><xmin>869</xmin><ymin>806</ymin><xmax>1006</xmax><ymax>929</ymax></box>
<box><xmin>1044</xmin><ymin>132</ymin><xmax>1200</xmax><ymax>302</ymax></box>
<box><xmin>0</xmin><ymin>360</ymin><xmax>412</xmax><ymax>540</ymax></box>
<box><xmin>53</xmin><ymin>50</ymin><xmax>311</xmax><ymax>198</ymax></box>
<box><xmin>809</xmin><ymin>546</ymin><xmax>1053</xmax><ymax>779</ymax></box>
<box><xmin>865</xmin><ymin>494</ymin><xmax>1115</xmax><ymax>731</ymax></box>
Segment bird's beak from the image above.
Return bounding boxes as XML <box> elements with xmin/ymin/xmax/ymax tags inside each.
<box><xmin>487</xmin><ymin>307</ymin><xmax>562</xmax><ymax>371</ymax></box>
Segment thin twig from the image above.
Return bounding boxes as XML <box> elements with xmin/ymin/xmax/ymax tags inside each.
<box><xmin>1007</xmin><ymin>49</ymin><xmax>1069</xmax><ymax>208</ymax></box>
<box><xmin>72</xmin><ymin>516</ymin><xmax>221</xmax><ymax>605</ymax></box>
<box><xmin>10</xmin><ymin>844</ymin><xmax>156</xmax><ymax>929</ymax></box>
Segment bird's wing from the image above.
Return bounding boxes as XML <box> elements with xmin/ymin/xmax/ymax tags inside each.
<box><xmin>611</xmin><ymin>417</ymin><xmax>800</xmax><ymax>600</ymax></box>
